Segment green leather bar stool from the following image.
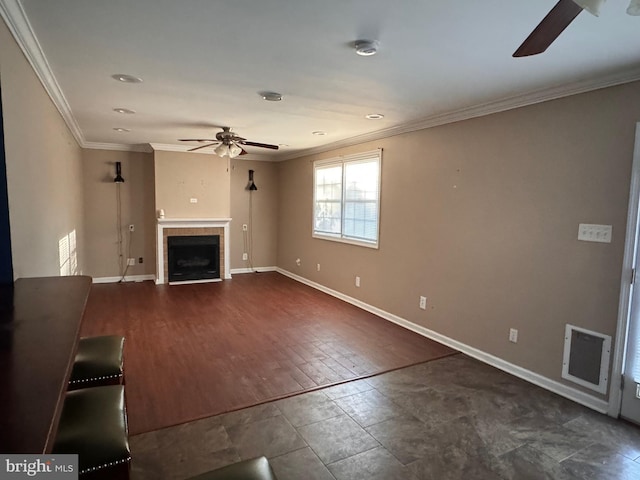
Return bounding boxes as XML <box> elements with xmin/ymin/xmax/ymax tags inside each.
<box><xmin>69</xmin><ymin>335</ymin><xmax>125</xmax><ymax>390</ymax></box>
<box><xmin>53</xmin><ymin>385</ymin><xmax>130</xmax><ymax>479</ymax></box>
<box><xmin>186</xmin><ymin>457</ymin><xmax>278</xmax><ymax>480</ymax></box>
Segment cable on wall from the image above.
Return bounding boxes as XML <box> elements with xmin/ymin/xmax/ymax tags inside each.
<box><xmin>243</xmin><ymin>169</ymin><xmax>258</xmax><ymax>272</ymax></box>
<box><xmin>114</xmin><ymin>161</ymin><xmax>131</xmax><ymax>282</ymax></box>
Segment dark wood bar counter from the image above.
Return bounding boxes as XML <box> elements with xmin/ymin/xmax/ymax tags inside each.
<box><xmin>0</xmin><ymin>276</ymin><xmax>92</xmax><ymax>453</ymax></box>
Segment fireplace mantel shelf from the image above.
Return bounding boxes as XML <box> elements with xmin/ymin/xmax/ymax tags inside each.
<box><xmin>158</xmin><ymin>218</ymin><xmax>232</xmax><ymax>224</ymax></box>
<box><xmin>156</xmin><ymin>218</ymin><xmax>232</xmax><ymax>284</ymax></box>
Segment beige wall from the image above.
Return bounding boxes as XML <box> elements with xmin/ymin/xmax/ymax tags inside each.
<box><xmin>154</xmin><ymin>150</ymin><xmax>230</xmax><ymax>219</ymax></box>
<box><xmin>82</xmin><ymin>150</ymin><xmax>276</xmax><ymax>279</ymax></box>
<box><xmin>230</xmin><ymin>159</ymin><xmax>278</xmax><ymax>270</ymax></box>
<box><xmin>82</xmin><ymin>150</ymin><xmax>156</xmax><ymax>278</ymax></box>
<box><xmin>277</xmin><ymin>81</ymin><xmax>640</xmax><ymax>397</ymax></box>
<box><xmin>0</xmin><ymin>17</ymin><xmax>84</xmax><ymax>279</ymax></box>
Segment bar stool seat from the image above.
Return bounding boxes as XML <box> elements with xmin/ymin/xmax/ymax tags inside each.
<box><xmin>69</xmin><ymin>335</ymin><xmax>124</xmax><ymax>390</ymax></box>
<box><xmin>53</xmin><ymin>385</ymin><xmax>130</xmax><ymax>479</ymax></box>
<box><xmin>186</xmin><ymin>457</ymin><xmax>278</xmax><ymax>480</ymax></box>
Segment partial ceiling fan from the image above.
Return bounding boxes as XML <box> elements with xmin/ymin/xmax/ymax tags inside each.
<box><xmin>513</xmin><ymin>0</ymin><xmax>640</xmax><ymax>57</ymax></box>
<box><xmin>179</xmin><ymin>127</ymin><xmax>279</xmax><ymax>158</ymax></box>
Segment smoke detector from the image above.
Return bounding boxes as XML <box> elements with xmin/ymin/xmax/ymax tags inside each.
<box><xmin>355</xmin><ymin>40</ymin><xmax>379</xmax><ymax>56</ymax></box>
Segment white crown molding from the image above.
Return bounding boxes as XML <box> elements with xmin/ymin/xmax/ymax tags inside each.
<box><xmin>83</xmin><ymin>142</ymin><xmax>153</xmax><ymax>153</ymax></box>
<box><xmin>277</xmin><ymin>66</ymin><xmax>640</xmax><ymax>162</ymax></box>
<box><xmin>0</xmin><ymin>0</ymin><xmax>85</xmax><ymax>147</ymax></box>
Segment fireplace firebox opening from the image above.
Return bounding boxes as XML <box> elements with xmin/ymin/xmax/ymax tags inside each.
<box><xmin>167</xmin><ymin>235</ymin><xmax>220</xmax><ymax>283</ymax></box>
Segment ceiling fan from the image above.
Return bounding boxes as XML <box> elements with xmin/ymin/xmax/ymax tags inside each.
<box><xmin>513</xmin><ymin>0</ymin><xmax>640</xmax><ymax>57</ymax></box>
<box><xmin>179</xmin><ymin>127</ymin><xmax>279</xmax><ymax>158</ymax></box>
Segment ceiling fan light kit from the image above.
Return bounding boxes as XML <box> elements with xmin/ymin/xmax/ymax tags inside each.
<box><xmin>180</xmin><ymin>126</ymin><xmax>278</xmax><ymax>157</ymax></box>
<box><xmin>214</xmin><ymin>143</ymin><xmax>243</xmax><ymax>158</ymax></box>
<box><xmin>573</xmin><ymin>0</ymin><xmax>605</xmax><ymax>16</ymax></box>
<box><xmin>628</xmin><ymin>0</ymin><xmax>640</xmax><ymax>15</ymax></box>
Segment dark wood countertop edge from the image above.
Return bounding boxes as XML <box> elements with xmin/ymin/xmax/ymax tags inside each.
<box><xmin>43</xmin><ymin>276</ymin><xmax>93</xmax><ymax>453</ymax></box>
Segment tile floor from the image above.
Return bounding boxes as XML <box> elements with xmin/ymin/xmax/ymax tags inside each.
<box><xmin>130</xmin><ymin>354</ymin><xmax>640</xmax><ymax>479</ymax></box>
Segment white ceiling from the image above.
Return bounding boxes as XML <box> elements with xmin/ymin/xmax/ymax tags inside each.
<box><xmin>2</xmin><ymin>0</ymin><xmax>640</xmax><ymax>160</ymax></box>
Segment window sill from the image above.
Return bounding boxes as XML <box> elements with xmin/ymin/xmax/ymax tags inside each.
<box><xmin>312</xmin><ymin>233</ymin><xmax>379</xmax><ymax>249</ymax></box>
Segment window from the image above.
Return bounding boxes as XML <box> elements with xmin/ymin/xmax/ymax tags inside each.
<box><xmin>313</xmin><ymin>149</ymin><xmax>381</xmax><ymax>248</ymax></box>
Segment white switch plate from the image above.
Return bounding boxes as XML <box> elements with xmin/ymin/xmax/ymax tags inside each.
<box><xmin>317</xmin><ymin>263</ymin><xmax>321</xmax><ymax>271</ymax></box>
<box><xmin>578</xmin><ymin>224</ymin><xmax>612</xmax><ymax>243</ymax></box>
<box><xmin>127</xmin><ymin>258</ymin><xmax>135</xmax><ymax>266</ymax></box>
<box><xmin>190</xmin><ymin>198</ymin><xmax>198</xmax><ymax>203</ymax></box>
<box><xmin>636</xmin><ymin>383</ymin><xmax>640</xmax><ymax>399</ymax></box>
<box><xmin>242</xmin><ymin>253</ymin><xmax>248</xmax><ymax>261</ymax></box>
<box><xmin>355</xmin><ymin>276</ymin><xmax>360</xmax><ymax>287</ymax></box>
<box><xmin>509</xmin><ymin>328</ymin><xmax>518</xmax><ymax>343</ymax></box>
<box><xmin>419</xmin><ymin>296</ymin><xmax>427</xmax><ymax>310</ymax></box>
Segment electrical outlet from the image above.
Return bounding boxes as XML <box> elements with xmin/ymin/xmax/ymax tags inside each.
<box><xmin>128</xmin><ymin>224</ymin><xmax>134</xmax><ymax>232</ymax></box>
<box><xmin>138</xmin><ymin>257</ymin><xmax>143</xmax><ymax>264</ymax></box>
<box><xmin>317</xmin><ymin>263</ymin><xmax>321</xmax><ymax>272</ymax></box>
<box><xmin>242</xmin><ymin>224</ymin><xmax>248</xmax><ymax>231</ymax></box>
<box><xmin>419</xmin><ymin>296</ymin><xmax>427</xmax><ymax>310</ymax></box>
<box><xmin>355</xmin><ymin>276</ymin><xmax>361</xmax><ymax>287</ymax></box>
<box><xmin>127</xmin><ymin>258</ymin><xmax>135</xmax><ymax>266</ymax></box>
<box><xmin>509</xmin><ymin>328</ymin><xmax>518</xmax><ymax>343</ymax></box>
<box><xmin>242</xmin><ymin>253</ymin><xmax>248</xmax><ymax>261</ymax></box>
<box><xmin>190</xmin><ymin>198</ymin><xmax>198</xmax><ymax>203</ymax></box>
<box><xmin>296</xmin><ymin>258</ymin><xmax>301</xmax><ymax>266</ymax></box>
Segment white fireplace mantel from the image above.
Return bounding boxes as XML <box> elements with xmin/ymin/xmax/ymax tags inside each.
<box><xmin>156</xmin><ymin>218</ymin><xmax>232</xmax><ymax>284</ymax></box>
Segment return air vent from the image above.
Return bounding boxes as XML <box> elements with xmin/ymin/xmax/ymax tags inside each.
<box><xmin>562</xmin><ymin>324</ymin><xmax>611</xmax><ymax>394</ymax></box>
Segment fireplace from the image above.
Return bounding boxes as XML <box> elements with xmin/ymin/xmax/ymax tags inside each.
<box><xmin>156</xmin><ymin>218</ymin><xmax>231</xmax><ymax>284</ymax></box>
<box><xmin>167</xmin><ymin>235</ymin><xmax>220</xmax><ymax>283</ymax></box>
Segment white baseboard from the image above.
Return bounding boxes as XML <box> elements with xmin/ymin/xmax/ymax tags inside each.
<box><xmin>92</xmin><ymin>274</ymin><xmax>156</xmax><ymax>284</ymax></box>
<box><xmin>230</xmin><ymin>266</ymin><xmax>278</xmax><ymax>275</ymax></box>
<box><xmin>276</xmin><ymin>268</ymin><xmax>610</xmax><ymax>415</ymax></box>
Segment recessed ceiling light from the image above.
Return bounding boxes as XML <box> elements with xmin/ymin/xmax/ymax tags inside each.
<box><xmin>365</xmin><ymin>113</ymin><xmax>384</xmax><ymax>120</ymax></box>
<box><xmin>113</xmin><ymin>127</ymin><xmax>131</xmax><ymax>132</ymax></box>
<box><xmin>312</xmin><ymin>131</ymin><xmax>327</xmax><ymax>136</ymax></box>
<box><xmin>259</xmin><ymin>91</ymin><xmax>283</xmax><ymax>101</ymax></box>
<box><xmin>354</xmin><ymin>40</ymin><xmax>380</xmax><ymax>56</ymax></box>
<box><xmin>113</xmin><ymin>108</ymin><xmax>136</xmax><ymax>114</ymax></box>
<box><xmin>111</xmin><ymin>74</ymin><xmax>143</xmax><ymax>83</ymax></box>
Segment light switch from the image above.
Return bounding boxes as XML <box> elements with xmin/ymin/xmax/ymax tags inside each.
<box><xmin>578</xmin><ymin>224</ymin><xmax>612</xmax><ymax>243</ymax></box>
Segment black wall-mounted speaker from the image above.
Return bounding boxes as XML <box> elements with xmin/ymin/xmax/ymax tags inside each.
<box><xmin>247</xmin><ymin>169</ymin><xmax>257</xmax><ymax>191</ymax></box>
<box><xmin>114</xmin><ymin>161</ymin><xmax>125</xmax><ymax>183</ymax></box>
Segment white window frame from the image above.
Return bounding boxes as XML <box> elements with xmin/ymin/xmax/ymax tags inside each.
<box><xmin>312</xmin><ymin>149</ymin><xmax>382</xmax><ymax>249</ymax></box>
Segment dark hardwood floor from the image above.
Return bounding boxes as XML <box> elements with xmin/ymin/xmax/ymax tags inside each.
<box><xmin>82</xmin><ymin>272</ymin><xmax>456</xmax><ymax>435</ymax></box>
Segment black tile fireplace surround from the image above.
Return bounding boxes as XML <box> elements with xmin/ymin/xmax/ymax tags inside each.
<box><xmin>167</xmin><ymin>235</ymin><xmax>220</xmax><ymax>282</ymax></box>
